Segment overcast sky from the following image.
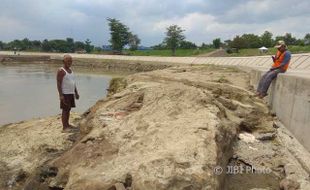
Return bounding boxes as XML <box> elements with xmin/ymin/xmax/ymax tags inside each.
<box><xmin>1</xmin><ymin>0</ymin><xmax>310</xmax><ymax>46</ymax></box>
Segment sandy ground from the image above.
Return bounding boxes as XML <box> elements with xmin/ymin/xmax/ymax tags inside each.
<box><xmin>0</xmin><ymin>64</ymin><xmax>309</xmax><ymax>190</ymax></box>
<box><xmin>0</xmin><ymin>113</ymin><xmax>81</xmax><ymax>189</ymax></box>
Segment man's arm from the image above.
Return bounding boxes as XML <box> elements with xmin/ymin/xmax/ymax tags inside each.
<box><xmin>279</xmin><ymin>51</ymin><xmax>291</xmax><ymax>68</ymax></box>
<box><xmin>57</xmin><ymin>69</ymin><xmax>65</xmax><ymax>100</ymax></box>
<box><xmin>75</xmin><ymin>86</ymin><xmax>79</xmax><ymax>99</ymax></box>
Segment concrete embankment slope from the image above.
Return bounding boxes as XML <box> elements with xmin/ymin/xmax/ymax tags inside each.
<box><xmin>1</xmin><ymin>51</ymin><xmax>310</xmax><ymax>70</ymax></box>
<box><xmin>250</xmin><ymin>69</ymin><xmax>310</xmax><ymax>151</ymax></box>
<box><xmin>192</xmin><ymin>53</ymin><xmax>310</xmax><ymax>153</ymax></box>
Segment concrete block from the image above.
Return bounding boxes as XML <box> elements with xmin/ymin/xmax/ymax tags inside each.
<box><xmin>291</xmin><ymin>55</ymin><xmax>310</xmax><ymax>69</ymax></box>
<box><xmin>296</xmin><ymin>60</ymin><xmax>310</xmax><ymax>70</ymax></box>
<box><xmin>213</xmin><ymin>58</ymin><xmax>223</xmax><ymax>65</ymax></box>
<box><xmin>288</xmin><ymin>76</ymin><xmax>310</xmax><ymax>150</ymax></box>
<box><xmin>250</xmin><ymin>68</ymin><xmax>310</xmax><ymax>152</ymax></box>
<box><xmin>270</xmin><ymin>75</ymin><xmax>296</xmax><ymax>128</ymax></box>
<box><xmin>231</xmin><ymin>58</ymin><xmax>241</xmax><ymax>65</ymax></box>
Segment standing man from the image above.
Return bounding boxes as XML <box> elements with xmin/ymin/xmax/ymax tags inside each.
<box><xmin>57</xmin><ymin>54</ymin><xmax>79</xmax><ymax>132</ymax></box>
<box><xmin>256</xmin><ymin>40</ymin><xmax>291</xmax><ymax>98</ymax></box>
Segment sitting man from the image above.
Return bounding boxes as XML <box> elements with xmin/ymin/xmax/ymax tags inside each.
<box><xmin>256</xmin><ymin>40</ymin><xmax>291</xmax><ymax>98</ymax></box>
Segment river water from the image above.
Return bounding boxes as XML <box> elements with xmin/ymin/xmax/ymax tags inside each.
<box><xmin>0</xmin><ymin>64</ymin><xmax>112</xmax><ymax>125</ymax></box>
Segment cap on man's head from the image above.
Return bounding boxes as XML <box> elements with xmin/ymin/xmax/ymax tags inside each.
<box><xmin>274</xmin><ymin>40</ymin><xmax>287</xmax><ymax>48</ymax></box>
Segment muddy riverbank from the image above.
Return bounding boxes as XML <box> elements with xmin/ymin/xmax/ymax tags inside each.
<box><xmin>0</xmin><ymin>54</ymin><xmax>177</xmax><ymax>73</ymax></box>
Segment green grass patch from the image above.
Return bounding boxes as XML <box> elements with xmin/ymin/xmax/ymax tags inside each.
<box><xmin>288</xmin><ymin>45</ymin><xmax>310</xmax><ymax>53</ymax></box>
<box><xmin>124</xmin><ymin>48</ymin><xmax>215</xmax><ymax>57</ymax></box>
<box><xmin>227</xmin><ymin>48</ymin><xmax>276</xmax><ymax>57</ymax></box>
<box><xmin>227</xmin><ymin>45</ymin><xmax>310</xmax><ymax>57</ymax></box>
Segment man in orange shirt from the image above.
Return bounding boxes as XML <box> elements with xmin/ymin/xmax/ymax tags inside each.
<box><xmin>256</xmin><ymin>40</ymin><xmax>291</xmax><ymax>98</ymax></box>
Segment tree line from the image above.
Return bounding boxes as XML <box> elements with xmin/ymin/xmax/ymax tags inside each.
<box><xmin>0</xmin><ymin>38</ymin><xmax>95</xmax><ymax>53</ymax></box>
<box><xmin>225</xmin><ymin>32</ymin><xmax>310</xmax><ymax>49</ymax></box>
<box><xmin>106</xmin><ymin>18</ymin><xmax>310</xmax><ymax>55</ymax></box>
<box><xmin>1</xmin><ymin>17</ymin><xmax>310</xmax><ymax>56</ymax></box>
<box><xmin>107</xmin><ymin>19</ymin><xmax>195</xmax><ymax>55</ymax></box>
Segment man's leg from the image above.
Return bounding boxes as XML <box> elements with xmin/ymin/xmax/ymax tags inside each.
<box><xmin>62</xmin><ymin>108</ymin><xmax>71</xmax><ymax>130</ymax></box>
<box><xmin>260</xmin><ymin>70</ymin><xmax>281</xmax><ymax>97</ymax></box>
<box><xmin>257</xmin><ymin>71</ymin><xmax>271</xmax><ymax>94</ymax></box>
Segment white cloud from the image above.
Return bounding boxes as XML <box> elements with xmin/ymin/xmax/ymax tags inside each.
<box><xmin>0</xmin><ymin>17</ymin><xmax>28</xmax><ymax>38</ymax></box>
<box><xmin>0</xmin><ymin>0</ymin><xmax>310</xmax><ymax>46</ymax></box>
<box><xmin>69</xmin><ymin>10</ymin><xmax>90</xmax><ymax>23</ymax></box>
<box><xmin>154</xmin><ymin>13</ymin><xmax>215</xmax><ymax>32</ymax></box>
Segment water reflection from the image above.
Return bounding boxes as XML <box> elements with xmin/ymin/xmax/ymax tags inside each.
<box><xmin>0</xmin><ymin>64</ymin><xmax>112</xmax><ymax>125</ymax></box>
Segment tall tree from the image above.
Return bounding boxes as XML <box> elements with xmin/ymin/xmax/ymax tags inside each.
<box><xmin>107</xmin><ymin>18</ymin><xmax>130</xmax><ymax>52</ymax></box>
<box><xmin>22</xmin><ymin>38</ymin><xmax>31</xmax><ymax>50</ymax></box>
<box><xmin>212</xmin><ymin>38</ymin><xmax>221</xmax><ymax>49</ymax></box>
<box><xmin>0</xmin><ymin>41</ymin><xmax>5</xmax><ymax>50</ymax></box>
<box><xmin>74</xmin><ymin>41</ymin><xmax>85</xmax><ymax>51</ymax></box>
<box><xmin>42</xmin><ymin>39</ymin><xmax>51</xmax><ymax>52</ymax></box>
<box><xmin>230</xmin><ymin>35</ymin><xmax>245</xmax><ymax>49</ymax></box>
<box><xmin>128</xmin><ymin>33</ymin><xmax>141</xmax><ymax>51</ymax></box>
<box><xmin>7</xmin><ymin>40</ymin><xmax>23</xmax><ymax>50</ymax></box>
<box><xmin>200</xmin><ymin>43</ymin><xmax>208</xmax><ymax>49</ymax></box>
<box><xmin>66</xmin><ymin>38</ymin><xmax>75</xmax><ymax>53</ymax></box>
<box><xmin>241</xmin><ymin>34</ymin><xmax>261</xmax><ymax>48</ymax></box>
<box><xmin>224</xmin><ymin>40</ymin><xmax>232</xmax><ymax>48</ymax></box>
<box><xmin>50</xmin><ymin>39</ymin><xmax>69</xmax><ymax>52</ymax></box>
<box><xmin>283</xmin><ymin>33</ymin><xmax>297</xmax><ymax>45</ymax></box>
<box><xmin>164</xmin><ymin>25</ymin><xmax>185</xmax><ymax>56</ymax></box>
<box><xmin>180</xmin><ymin>41</ymin><xmax>197</xmax><ymax>49</ymax></box>
<box><xmin>32</xmin><ymin>40</ymin><xmax>42</xmax><ymax>50</ymax></box>
<box><xmin>260</xmin><ymin>31</ymin><xmax>273</xmax><ymax>47</ymax></box>
<box><xmin>304</xmin><ymin>33</ymin><xmax>310</xmax><ymax>45</ymax></box>
<box><xmin>85</xmin><ymin>39</ymin><xmax>94</xmax><ymax>53</ymax></box>
<box><xmin>276</xmin><ymin>33</ymin><xmax>297</xmax><ymax>45</ymax></box>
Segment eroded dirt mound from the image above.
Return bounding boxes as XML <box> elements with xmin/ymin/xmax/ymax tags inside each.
<box><xmin>20</xmin><ymin>65</ymin><xmax>277</xmax><ymax>190</ymax></box>
<box><xmin>2</xmin><ymin>65</ymin><xmax>309</xmax><ymax>190</ymax></box>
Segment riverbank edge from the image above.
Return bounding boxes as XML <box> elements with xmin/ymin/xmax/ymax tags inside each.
<box><xmin>0</xmin><ymin>54</ymin><xmax>180</xmax><ymax>73</ymax></box>
<box><xmin>0</xmin><ymin>53</ymin><xmax>179</xmax><ymax>128</ymax></box>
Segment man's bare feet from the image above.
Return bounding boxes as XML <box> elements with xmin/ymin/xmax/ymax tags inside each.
<box><xmin>258</xmin><ymin>93</ymin><xmax>268</xmax><ymax>99</ymax></box>
<box><xmin>62</xmin><ymin>125</ymin><xmax>79</xmax><ymax>133</ymax></box>
<box><xmin>62</xmin><ymin>128</ymin><xmax>75</xmax><ymax>133</ymax></box>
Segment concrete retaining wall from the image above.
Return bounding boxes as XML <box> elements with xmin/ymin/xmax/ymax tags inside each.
<box><xmin>250</xmin><ymin>68</ymin><xmax>310</xmax><ymax>151</ymax></box>
<box><xmin>65</xmin><ymin>53</ymin><xmax>310</xmax><ymax>70</ymax></box>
